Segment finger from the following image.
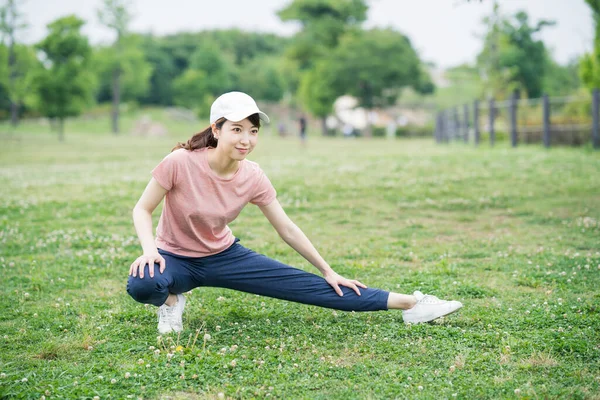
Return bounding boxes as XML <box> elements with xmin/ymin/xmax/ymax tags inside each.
<box><xmin>130</xmin><ymin>260</ymin><xmax>139</xmax><ymax>277</ymax></box>
<box><xmin>149</xmin><ymin>260</ymin><xmax>155</xmax><ymax>278</ymax></box>
<box><xmin>333</xmin><ymin>283</ymin><xmax>343</xmax><ymax>297</ymax></box>
<box><xmin>350</xmin><ymin>283</ymin><xmax>361</xmax><ymax>296</ymax></box>
<box><xmin>159</xmin><ymin>257</ymin><xmax>166</xmax><ymax>274</ymax></box>
<box><xmin>139</xmin><ymin>260</ymin><xmax>146</xmax><ymax>278</ymax></box>
<box><xmin>354</xmin><ymin>280</ymin><xmax>368</xmax><ymax>289</ymax></box>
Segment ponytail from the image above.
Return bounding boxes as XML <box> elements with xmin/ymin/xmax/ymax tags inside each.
<box><xmin>172</xmin><ymin>118</ymin><xmax>225</xmax><ymax>152</ymax></box>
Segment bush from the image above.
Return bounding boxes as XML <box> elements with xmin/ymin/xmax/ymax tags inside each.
<box><xmin>395</xmin><ymin>124</ymin><xmax>434</xmax><ymax>138</ymax></box>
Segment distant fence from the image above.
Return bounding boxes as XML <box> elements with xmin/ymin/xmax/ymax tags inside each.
<box><xmin>435</xmin><ymin>89</ymin><xmax>600</xmax><ymax>149</ymax></box>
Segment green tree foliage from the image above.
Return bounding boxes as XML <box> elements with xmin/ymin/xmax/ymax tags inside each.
<box><xmin>236</xmin><ymin>56</ymin><xmax>285</xmax><ymax>102</ymax></box>
<box><xmin>326</xmin><ymin>28</ymin><xmax>431</xmax><ymax>108</ymax></box>
<box><xmin>0</xmin><ymin>0</ymin><xmax>28</xmax><ymax>125</ymax></box>
<box><xmin>97</xmin><ymin>0</ymin><xmax>151</xmax><ymax>133</ymax></box>
<box><xmin>299</xmin><ymin>28</ymin><xmax>432</xmax><ymax>135</ymax></box>
<box><xmin>93</xmin><ymin>34</ymin><xmax>152</xmax><ymax>104</ymax></box>
<box><xmin>0</xmin><ymin>43</ymin><xmax>40</xmax><ymax>120</ymax></box>
<box><xmin>278</xmin><ymin>0</ymin><xmax>367</xmax><ymax>93</ymax></box>
<box><xmin>172</xmin><ymin>41</ymin><xmax>236</xmax><ymax>117</ymax></box>
<box><xmin>34</xmin><ymin>15</ymin><xmax>96</xmax><ymax>140</ymax></box>
<box><xmin>543</xmin><ymin>57</ymin><xmax>580</xmax><ymax>96</ymax></box>
<box><xmin>580</xmin><ymin>0</ymin><xmax>600</xmax><ymax>90</ymax></box>
<box><xmin>477</xmin><ymin>6</ymin><xmax>554</xmax><ymax>99</ymax></box>
<box><xmin>140</xmin><ymin>31</ymin><xmax>288</xmax><ymax>107</ymax></box>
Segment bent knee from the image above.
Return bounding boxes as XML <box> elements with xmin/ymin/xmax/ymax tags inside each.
<box><xmin>126</xmin><ymin>275</ymin><xmax>167</xmax><ymax>306</ymax></box>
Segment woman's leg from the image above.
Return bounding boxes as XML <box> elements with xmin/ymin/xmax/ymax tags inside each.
<box><xmin>126</xmin><ymin>250</ymin><xmax>204</xmax><ymax>307</ymax></box>
<box><xmin>200</xmin><ymin>243</ymin><xmax>390</xmax><ymax>312</ymax></box>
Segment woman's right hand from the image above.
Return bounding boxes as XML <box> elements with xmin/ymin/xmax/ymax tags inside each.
<box><xmin>129</xmin><ymin>252</ymin><xmax>166</xmax><ymax>278</ymax></box>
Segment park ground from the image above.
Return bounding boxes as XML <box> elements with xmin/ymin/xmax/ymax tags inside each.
<box><xmin>0</xmin><ymin>115</ymin><xmax>599</xmax><ymax>399</ymax></box>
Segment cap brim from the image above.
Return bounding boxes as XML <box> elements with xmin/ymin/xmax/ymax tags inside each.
<box><xmin>225</xmin><ymin>110</ymin><xmax>270</xmax><ymax>124</ymax></box>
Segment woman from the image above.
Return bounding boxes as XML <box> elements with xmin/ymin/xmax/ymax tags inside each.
<box><xmin>127</xmin><ymin>92</ymin><xmax>462</xmax><ymax>334</ymax></box>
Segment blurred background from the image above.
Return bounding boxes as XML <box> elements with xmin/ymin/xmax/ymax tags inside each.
<box><xmin>0</xmin><ymin>0</ymin><xmax>596</xmax><ymax>143</ymax></box>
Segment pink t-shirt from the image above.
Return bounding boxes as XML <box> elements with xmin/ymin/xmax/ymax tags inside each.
<box><xmin>151</xmin><ymin>147</ymin><xmax>276</xmax><ymax>257</ymax></box>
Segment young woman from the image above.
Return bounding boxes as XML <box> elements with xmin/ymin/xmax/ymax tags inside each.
<box><xmin>127</xmin><ymin>92</ymin><xmax>463</xmax><ymax>334</ymax></box>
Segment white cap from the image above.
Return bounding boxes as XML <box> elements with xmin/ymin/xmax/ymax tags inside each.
<box><xmin>209</xmin><ymin>91</ymin><xmax>270</xmax><ymax>124</ymax></box>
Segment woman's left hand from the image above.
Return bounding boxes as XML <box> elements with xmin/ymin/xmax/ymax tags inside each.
<box><xmin>324</xmin><ymin>271</ymin><xmax>368</xmax><ymax>297</ymax></box>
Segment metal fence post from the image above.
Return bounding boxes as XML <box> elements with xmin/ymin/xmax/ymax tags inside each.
<box><xmin>435</xmin><ymin>112</ymin><xmax>442</xmax><ymax>143</ymax></box>
<box><xmin>510</xmin><ymin>90</ymin><xmax>518</xmax><ymax>147</ymax></box>
<box><xmin>543</xmin><ymin>94</ymin><xmax>550</xmax><ymax>148</ymax></box>
<box><xmin>463</xmin><ymin>104</ymin><xmax>469</xmax><ymax>143</ymax></box>
<box><xmin>443</xmin><ymin>110</ymin><xmax>451</xmax><ymax>143</ymax></box>
<box><xmin>454</xmin><ymin>107</ymin><xmax>460</xmax><ymax>141</ymax></box>
<box><xmin>474</xmin><ymin>100</ymin><xmax>480</xmax><ymax>146</ymax></box>
<box><xmin>489</xmin><ymin>98</ymin><xmax>495</xmax><ymax>147</ymax></box>
<box><xmin>593</xmin><ymin>88</ymin><xmax>599</xmax><ymax>149</ymax></box>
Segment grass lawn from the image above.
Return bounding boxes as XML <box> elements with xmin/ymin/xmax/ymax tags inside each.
<box><xmin>0</xmin><ymin>123</ymin><xmax>599</xmax><ymax>399</ymax></box>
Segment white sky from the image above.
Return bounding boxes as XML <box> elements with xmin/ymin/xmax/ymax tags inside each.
<box><xmin>18</xmin><ymin>0</ymin><xmax>593</xmax><ymax>68</ymax></box>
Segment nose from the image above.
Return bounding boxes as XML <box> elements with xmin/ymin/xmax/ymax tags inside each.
<box><xmin>239</xmin><ymin>131</ymin><xmax>250</xmax><ymax>144</ymax></box>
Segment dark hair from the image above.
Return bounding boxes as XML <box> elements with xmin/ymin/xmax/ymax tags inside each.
<box><xmin>172</xmin><ymin>113</ymin><xmax>262</xmax><ymax>152</ymax></box>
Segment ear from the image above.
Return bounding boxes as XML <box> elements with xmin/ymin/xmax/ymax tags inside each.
<box><xmin>211</xmin><ymin>122</ymin><xmax>219</xmax><ymax>138</ymax></box>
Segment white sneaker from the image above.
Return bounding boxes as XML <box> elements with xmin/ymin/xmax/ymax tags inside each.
<box><xmin>402</xmin><ymin>291</ymin><xmax>462</xmax><ymax>324</ymax></box>
<box><xmin>157</xmin><ymin>294</ymin><xmax>186</xmax><ymax>334</ymax></box>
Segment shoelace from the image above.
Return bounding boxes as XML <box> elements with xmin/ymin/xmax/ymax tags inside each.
<box><xmin>419</xmin><ymin>294</ymin><xmax>443</xmax><ymax>304</ymax></box>
<box><xmin>158</xmin><ymin>305</ymin><xmax>175</xmax><ymax>323</ymax></box>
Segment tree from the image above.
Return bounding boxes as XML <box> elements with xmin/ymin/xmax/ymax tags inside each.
<box><xmin>0</xmin><ymin>0</ymin><xmax>28</xmax><ymax>125</ymax></box>
<box><xmin>35</xmin><ymin>15</ymin><xmax>95</xmax><ymax>141</ymax></box>
<box><xmin>580</xmin><ymin>0</ymin><xmax>600</xmax><ymax>90</ymax></box>
<box><xmin>0</xmin><ymin>43</ymin><xmax>40</xmax><ymax>119</ymax></box>
<box><xmin>316</xmin><ymin>28</ymin><xmax>433</xmax><ymax>135</ymax></box>
<box><xmin>278</xmin><ymin>0</ymin><xmax>367</xmax><ymax>100</ymax></box>
<box><xmin>477</xmin><ymin>6</ymin><xmax>554</xmax><ymax>99</ymax></box>
<box><xmin>93</xmin><ymin>34</ymin><xmax>152</xmax><ymax>105</ymax></box>
<box><xmin>98</xmin><ymin>0</ymin><xmax>148</xmax><ymax>134</ymax></box>
<box><xmin>235</xmin><ymin>56</ymin><xmax>285</xmax><ymax>103</ymax></box>
<box><xmin>172</xmin><ymin>41</ymin><xmax>237</xmax><ymax>117</ymax></box>
<box><xmin>543</xmin><ymin>57</ymin><xmax>580</xmax><ymax>96</ymax></box>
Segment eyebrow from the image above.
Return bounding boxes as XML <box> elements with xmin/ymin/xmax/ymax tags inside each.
<box><xmin>231</xmin><ymin>123</ymin><xmax>258</xmax><ymax>128</ymax></box>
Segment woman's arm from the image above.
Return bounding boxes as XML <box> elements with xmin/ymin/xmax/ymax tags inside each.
<box><xmin>259</xmin><ymin>199</ymin><xmax>366</xmax><ymax>296</ymax></box>
<box><xmin>130</xmin><ymin>178</ymin><xmax>168</xmax><ymax>278</ymax></box>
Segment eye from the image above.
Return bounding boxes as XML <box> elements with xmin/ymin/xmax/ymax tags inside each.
<box><xmin>233</xmin><ymin>127</ymin><xmax>242</xmax><ymax>133</ymax></box>
<box><xmin>251</xmin><ymin>129</ymin><xmax>259</xmax><ymax>135</ymax></box>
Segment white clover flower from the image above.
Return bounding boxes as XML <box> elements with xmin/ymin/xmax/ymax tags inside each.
<box><xmin>514</xmin><ymin>388</ymin><xmax>521</xmax><ymax>395</ymax></box>
<box><xmin>111</xmin><ymin>378</ymin><xmax>117</xmax><ymax>384</ymax></box>
<box><xmin>125</xmin><ymin>372</ymin><xmax>131</xmax><ymax>379</ymax></box>
<box><xmin>21</xmin><ymin>377</ymin><xmax>27</xmax><ymax>382</ymax></box>
<box><xmin>418</xmin><ymin>386</ymin><xmax>423</xmax><ymax>391</ymax></box>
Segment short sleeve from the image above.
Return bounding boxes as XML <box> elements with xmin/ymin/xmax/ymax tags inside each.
<box><xmin>250</xmin><ymin>169</ymin><xmax>277</xmax><ymax>206</ymax></box>
<box><xmin>151</xmin><ymin>150</ymin><xmax>182</xmax><ymax>191</ymax></box>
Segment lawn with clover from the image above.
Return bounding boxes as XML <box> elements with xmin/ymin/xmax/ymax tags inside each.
<box><xmin>0</xmin><ymin>128</ymin><xmax>599</xmax><ymax>399</ymax></box>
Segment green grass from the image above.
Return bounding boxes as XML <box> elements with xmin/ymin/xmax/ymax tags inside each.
<box><xmin>1</xmin><ymin>125</ymin><xmax>599</xmax><ymax>399</ymax></box>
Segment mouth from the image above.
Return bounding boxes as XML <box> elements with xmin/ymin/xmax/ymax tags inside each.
<box><xmin>236</xmin><ymin>147</ymin><xmax>249</xmax><ymax>153</ymax></box>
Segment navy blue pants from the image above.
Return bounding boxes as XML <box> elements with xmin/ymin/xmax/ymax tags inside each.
<box><xmin>127</xmin><ymin>239</ymin><xmax>389</xmax><ymax>312</ymax></box>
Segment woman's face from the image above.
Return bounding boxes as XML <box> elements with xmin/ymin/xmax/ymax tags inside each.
<box><xmin>213</xmin><ymin>118</ymin><xmax>259</xmax><ymax>160</ymax></box>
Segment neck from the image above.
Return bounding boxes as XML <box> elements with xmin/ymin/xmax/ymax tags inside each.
<box><xmin>207</xmin><ymin>148</ymin><xmax>240</xmax><ymax>178</ymax></box>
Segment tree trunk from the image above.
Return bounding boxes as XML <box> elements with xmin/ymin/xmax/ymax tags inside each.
<box><xmin>364</xmin><ymin>108</ymin><xmax>373</xmax><ymax>138</ymax></box>
<box><xmin>111</xmin><ymin>68</ymin><xmax>121</xmax><ymax>134</ymax></box>
<box><xmin>321</xmin><ymin>117</ymin><xmax>328</xmax><ymax>136</ymax></box>
<box><xmin>58</xmin><ymin>118</ymin><xmax>65</xmax><ymax>142</ymax></box>
<box><xmin>10</xmin><ymin>102</ymin><xmax>19</xmax><ymax>126</ymax></box>
<box><xmin>8</xmin><ymin>22</ymin><xmax>18</xmax><ymax>126</ymax></box>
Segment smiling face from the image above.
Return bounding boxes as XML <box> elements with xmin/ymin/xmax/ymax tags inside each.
<box><xmin>212</xmin><ymin>115</ymin><xmax>260</xmax><ymax>161</ymax></box>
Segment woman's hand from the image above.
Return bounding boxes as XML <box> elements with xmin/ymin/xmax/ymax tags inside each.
<box><xmin>324</xmin><ymin>271</ymin><xmax>367</xmax><ymax>297</ymax></box>
<box><xmin>129</xmin><ymin>252</ymin><xmax>166</xmax><ymax>278</ymax></box>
